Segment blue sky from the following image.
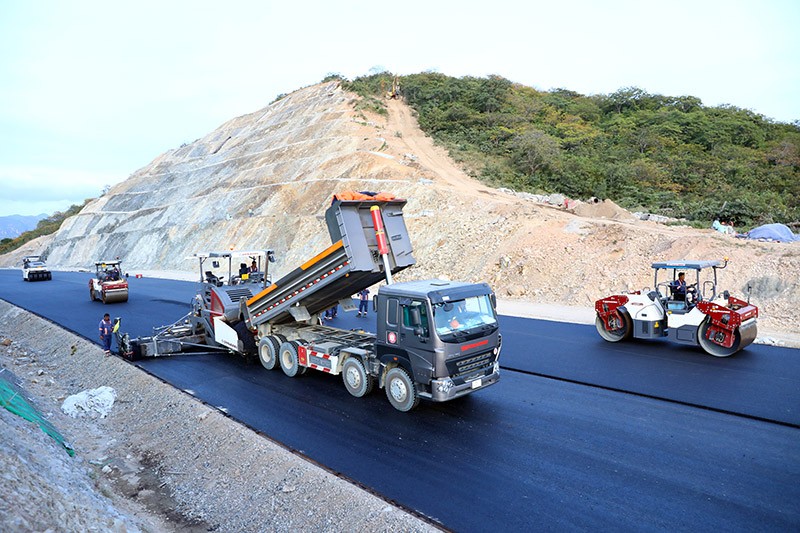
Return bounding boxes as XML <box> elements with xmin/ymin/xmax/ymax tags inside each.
<box><xmin>1</xmin><ymin>0</ymin><xmax>798</xmax><ymax>217</ymax></box>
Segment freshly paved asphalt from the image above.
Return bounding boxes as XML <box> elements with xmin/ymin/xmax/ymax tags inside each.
<box><xmin>2</xmin><ymin>270</ymin><xmax>799</xmax><ymax>531</ymax></box>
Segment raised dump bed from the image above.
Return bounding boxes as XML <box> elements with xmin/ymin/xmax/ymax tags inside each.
<box><xmin>244</xmin><ymin>198</ymin><xmax>415</xmax><ymax>327</ymax></box>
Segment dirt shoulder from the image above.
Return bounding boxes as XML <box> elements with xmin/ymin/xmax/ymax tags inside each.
<box><xmin>0</xmin><ymin>300</ymin><xmax>436</xmax><ymax>532</ymax></box>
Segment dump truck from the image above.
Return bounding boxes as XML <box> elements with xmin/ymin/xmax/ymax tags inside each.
<box><xmin>22</xmin><ymin>256</ymin><xmax>52</xmax><ymax>281</ymax></box>
<box><xmin>595</xmin><ymin>259</ymin><xmax>758</xmax><ymax>357</ymax></box>
<box><xmin>125</xmin><ymin>195</ymin><xmax>501</xmax><ymax>411</ymax></box>
<box><xmin>89</xmin><ymin>260</ymin><xmax>128</xmax><ymax>303</ymax></box>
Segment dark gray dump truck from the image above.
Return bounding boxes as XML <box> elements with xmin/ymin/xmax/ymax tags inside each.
<box><xmin>127</xmin><ymin>196</ymin><xmax>501</xmax><ymax>412</ymax></box>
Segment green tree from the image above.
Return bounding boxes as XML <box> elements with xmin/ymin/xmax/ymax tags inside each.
<box><xmin>510</xmin><ymin>129</ymin><xmax>561</xmax><ymax>176</ymax></box>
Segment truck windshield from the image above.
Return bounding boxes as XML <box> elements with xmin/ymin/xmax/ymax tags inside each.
<box><xmin>433</xmin><ymin>295</ymin><xmax>498</xmax><ymax>341</ymax></box>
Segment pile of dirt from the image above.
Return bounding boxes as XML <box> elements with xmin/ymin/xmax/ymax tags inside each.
<box><xmin>572</xmin><ymin>198</ymin><xmax>637</xmax><ymax>221</ymax></box>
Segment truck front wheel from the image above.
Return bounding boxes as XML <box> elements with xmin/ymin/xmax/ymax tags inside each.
<box><xmin>343</xmin><ymin>358</ymin><xmax>374</xmax><ymax>398</ymax></box>
<box><xmin>385</xmin><ymin>367</ymin><xmax>419</xmax><ymax>412</ymax></box>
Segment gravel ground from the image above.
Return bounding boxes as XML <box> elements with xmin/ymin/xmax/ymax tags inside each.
<box><xmin>0</xmin><ymin>300</ymin><xmax>437</xmax><ymax>532</ymax></box>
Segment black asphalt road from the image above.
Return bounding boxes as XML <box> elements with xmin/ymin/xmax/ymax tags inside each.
<box><xmin>2</xmin><ymin>270</ymin><xmax>799</xmax><ymax>531</ymax></box>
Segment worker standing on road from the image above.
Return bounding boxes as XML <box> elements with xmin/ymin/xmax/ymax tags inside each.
<box><xmin>99</xmin><ymin>313</ymin><xmax>113</xmax><ymax>356</ymax></box>
<box><xmin>357</xmin><ymin>288</ymin><xmax>370</xmax><ymax>317</ymax></box>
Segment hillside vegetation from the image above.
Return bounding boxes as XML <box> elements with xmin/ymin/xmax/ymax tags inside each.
<box><xmin>342</xmin><ymin>73</ymin><xmax>800</xmax><ymax>228</ymax></box>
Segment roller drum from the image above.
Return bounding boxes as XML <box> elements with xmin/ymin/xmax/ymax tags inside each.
<box><xmin>102</xmin><ymin>289</ymin><xmax>129</xmax><ymax>304</ymax></box>
<box><xmin>699</xmin><ymin>317</ymin><xmax>757</xmax><ymax>357</ymax></box>
<box><xmin>737</xmin><ymin>319</ymin><xmax>758</xmax><ymax>350</ymax></box>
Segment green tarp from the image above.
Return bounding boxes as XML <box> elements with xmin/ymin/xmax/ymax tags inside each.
<box><xmin>0</xmin><ymin>369</ymin><xmax>74</xmax><ymax>456</ymax></box>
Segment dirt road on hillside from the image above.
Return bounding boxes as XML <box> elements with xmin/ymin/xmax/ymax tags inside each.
<box><xmin>385</xmin><ymin>99</ymin><xmax>510</xmax><ymax>201</ymax></box>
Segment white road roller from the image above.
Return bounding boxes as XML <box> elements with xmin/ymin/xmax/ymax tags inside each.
<box><xmin>22</xmin><ymin>256</ymin><xmax>52</xmax><ymax>281</ymax></box>
<box><xmin>595</xmin><ymin>259</ymin><xmax>758</xmax><ymax>357</ymax></box>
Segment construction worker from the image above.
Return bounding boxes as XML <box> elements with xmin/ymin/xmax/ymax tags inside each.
<box><xmin>357</xmin><ymin>288</ymin><xmax>370</xmax><ymax>317</ymax></box>
<box><xmin>99</xmin><ymin>313</ymin><xmax>113</xmax><ymax>356</ymax></box>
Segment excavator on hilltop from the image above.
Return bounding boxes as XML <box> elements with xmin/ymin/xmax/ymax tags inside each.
<box><xmin>384</xmin><ymin>75</ymin><xmax>400</xmax><ymax>99</ymax></box>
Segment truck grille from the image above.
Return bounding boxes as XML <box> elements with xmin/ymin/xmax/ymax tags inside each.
<box><xmin>452</xmin><ymin>351</ymin><xmax>494</xmax><ymax>379</ymax></box>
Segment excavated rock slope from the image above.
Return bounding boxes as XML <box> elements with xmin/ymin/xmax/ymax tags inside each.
<box><xmin>2</xmin><ymin>82</ymin><xmax>798</xmax><ymax>336</ymax></box>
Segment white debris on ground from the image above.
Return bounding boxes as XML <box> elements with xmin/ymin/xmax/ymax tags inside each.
<box><xmin>62</xmin><ymin>386</ymin><xmax>117</xmax><ymax>418</ymax></box>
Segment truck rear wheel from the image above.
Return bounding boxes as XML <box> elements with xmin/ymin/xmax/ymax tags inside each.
<box><xmin>385</xmin><ymin>367</ymin><xmax>419</xmax><ymax>412</ymax></box>
<box><xmin>595</xmin><ymin>311</ymin><xmax>632</xmax><ymax>343</ymax></box>
<box><xmin>258</xmin><ymin>336</ymin><xmax>280</xmax><ymax>370</ymax></box>
<box><xmin>279</xmin><ymin>341</ymin><xmax>303</xmax><ymax>377</ymax></box>
<box><xmin>343</xmin><ymin>357</ymin><xmax>374</xmax><ymax>398</ymax></box>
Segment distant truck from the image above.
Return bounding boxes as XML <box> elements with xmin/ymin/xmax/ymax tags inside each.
<box><xmin>89</xmin><ymin>260</ymin><xmax>128</xmax><ymax>303</ymax></box>
<box><xmin>22</xmin><ymin>256</ymin><xmax>52</xmax><ymax>281</ymax></box>
<box><xmin>125</xmin><ymin>195</ymin><xmax>501</xmax><ymax>411</ymax></box>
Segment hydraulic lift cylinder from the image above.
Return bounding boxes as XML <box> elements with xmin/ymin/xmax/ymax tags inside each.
<box><xmin>370</xmin><ymin>205</ymin><xmax>393</xmax><ymax>284</ymax></box>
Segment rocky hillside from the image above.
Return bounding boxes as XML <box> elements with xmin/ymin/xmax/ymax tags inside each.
<box><xmin>2</xmin><ymin>82</ymin><xmax>798</xmax><ymax>337</ymax></box>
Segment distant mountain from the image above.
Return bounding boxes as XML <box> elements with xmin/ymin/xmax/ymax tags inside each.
<box><xmin>0</xmin><ymin>214</ymin><xmax>47</xmax><ymax>239</ymax></box>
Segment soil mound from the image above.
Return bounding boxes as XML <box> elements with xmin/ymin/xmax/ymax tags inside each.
<box><xmin>573</xmin><ymin>198</ymin><xmax>636</xmax><ymax>220</ymax></box>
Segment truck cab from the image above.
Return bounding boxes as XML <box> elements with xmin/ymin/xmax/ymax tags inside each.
<box><xmin>376</xmin><ymin>279</ymin><xmax>501</xmax><ymax>403</ymax></box>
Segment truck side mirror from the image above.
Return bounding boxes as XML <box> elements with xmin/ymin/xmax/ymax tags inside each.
<box><xmin>490</xmin><ymin>293</ymin><xmax>497</xmax><ymax>309</ymax></box>
<box><xmin>409</xmin><ymin>306</ymin><xmax>422</xmax><ymax>327</ymax></box>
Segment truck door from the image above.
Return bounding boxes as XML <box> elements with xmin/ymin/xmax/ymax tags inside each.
<box><xmin>399</xmin><ymin>299</ymin><xmax>435</xmax><ymax>383</ymax></box>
